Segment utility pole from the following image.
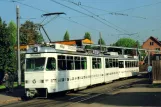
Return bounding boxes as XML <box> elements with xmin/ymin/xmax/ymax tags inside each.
<box><xmin>148</xmin><ymin>50</ymin><xmax>150</xmax><ymax>65</ymax></box>
<box><xmin>16</xmin><ymin>6</ymin><xmax>21</xmax><ymax>86</ymax></box>
<box><xmin>99</xmin><ymin>32</ymin><xmax>102</xmax><ymax>52</ymax></box>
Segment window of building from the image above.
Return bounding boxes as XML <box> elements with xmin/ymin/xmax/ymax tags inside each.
<box><xmin>150</xmin><ymin>42</ymin><xmax>154</xmax><ymax>46</ymax></box>
<box><xmin>46</xmin><ymin>57</ymin><xmax>56</xmax><ymax>71</ymax></box>
<box><xmin>156</xmin><ymin>48</ymin><xmax>160</xmax><ymax>50</ymax></box>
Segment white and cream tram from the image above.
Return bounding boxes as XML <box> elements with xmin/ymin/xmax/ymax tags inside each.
<box><xmin>24</xmin><ymin>44</ymin><xmax>139</xmax><ymax>98</ymax></box>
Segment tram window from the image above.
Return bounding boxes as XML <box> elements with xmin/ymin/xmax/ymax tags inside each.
<box><xmin>128</xmin><ymin>61</ymin><xmax>130</xmax><ymax>68</ymax></box>
<box><xmin>131</xmin><ymin>61</ymin><xmax>133</xmax><ymax>67</ymax></box>
<box><xmin>113</xmin><ymin>59</ymin><xmax>116</xmax><ymax>67</ymax></box>
<box><xmin>46</xmin><ymin>57</ymin><xmax>56</xmax><ymax>71</ymax></box>
<box><xmin>105</xmin><ymin>59</ymin><xmax>110</xmax><ymax>68</ymax></box>
<box><xmin>119</xmin><ymin>61</ymin><xmax>124</xmax><ymax>68</ymax></box>
<box><xmin>58</xmin><ymin>55</ymin><xmax>66</xmax><ymax>70</ymax></box>
<box><xmin>26</xmin><ymin>57</ymin><xmax>45</xmax><ymax>71</ymax></box>
<box><xmin>109</xmin><ymin>59</ymin><xmax>113</xmax><ymax>68</ymax></box>
<box><xmin>125</xmin><ymin>61</ymin><xmax>128</xmax><ymax>68</ymax></box>
<box><xmin>129</xmin><ymin>61</ymin><xmax>131</xmax><ymax>68</ymax></box>
<box><xmin>116</xmin><ymin>59</ymin><xmax>118</xmax><ymax>67</ymax></box>
<box><xmin>136</xmin><ymin>61</ymin><xmax>138</xmax><ymax>67</ymax></box>
<box><xmin>92</xmin><ymin>58</ymin><xmax>97</xmax><ymax>69</ymax></box>
<box><xmin>81</xmin><ymin>57</ymin><xmax>87</xmax><ymax>69</ymax></box>
<box><xmin>74</xmin><ymin>57</ymin><xmax>81</xmax><ymax>70</ymax></box>
<box><xmin>92</xmin><ymin>58</ymin><xmax>101</xmax><ymax>69</ymax></box>
<box><xmin>67</xmin><ymin>56</ymin><xmax>74</xmax><ymax>70</ymax></box>
<box><xmin>97</xmin><ymin>58</ymin><xmax>102</xmax><ymax>69</ymax></box>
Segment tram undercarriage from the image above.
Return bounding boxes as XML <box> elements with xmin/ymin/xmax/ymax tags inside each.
<box><xmin>26</xmin><ymin>88</ymin><xmax>48</xmax><ymax>98</ymax></box>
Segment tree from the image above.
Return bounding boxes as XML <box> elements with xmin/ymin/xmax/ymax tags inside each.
<box><xmin>113</xmin><ymin>38</ymin><xmax>137</xmax><ymax>47</ymax></box>
<box><xmin>112</xmin><ymin>38</ymin><xmax>139</xmax><ymax>55</ymax></box>
<box><xmin>84</xmin><ymin>32</ymin><xmax>92</xmax><ymax>49</ymax></box>
<box><xmin>84</xmin><ymin>32</ymin><xmax>91</xmax><ymax>40</ymax></box>
<box><xmin>98</xmin><ymin>37</ymin><xmax>106</xmax><ymax>45</ymax></box>
<box><xmin>8</xmin><ymin>21</ymin><xmax>17</xmax><ymax>45</ymax></box>
<box><xmin>0</xmin><ymin>18</ymin><xmax>16</xmax><ymax>81</ymax></box>
<box><xmin>63</xmin><ymin>31</ymin><xmax>70</xmax><ymax>41</ymax></box>
<box><xmin>7</xmin><ymin>21</ymin><xmax>17</xmax><ymax>72</ymax></box>
<box><xmin>20</xmin><ymin>21</ymin><xmax>44</xmax><ymax>44</ymax></box>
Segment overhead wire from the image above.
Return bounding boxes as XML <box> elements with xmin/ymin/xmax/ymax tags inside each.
<box><xmin>43</xmin><ymin>15</ymin><xmax>59</xmax><ymax>26</ymax></box>
<box><xmin>10</xmin><ymin>0</ymin><xmax>48</xmax><ymax>13</ymax></box>
<box><xmin>60</xmin><ymin>16</ymin><xmax>102</xmax><ymax>32</ymax></box>
<box><xmin>117</xmin><ymin>1</ymin><xmax>161</xmax><ymax>12</ymax></box>
<box><xmin>75</xmin><ymin>2</ymin><xmax>147</xmax><ymax>19</ymax></box>
<box><xmin>50</xmin><ymin>0</ymin><xmax>126</xmax><ymax>33</ymax></box>
<box><xmin>63</xmin><ymin>0</ymin><xmax>130</xmax><ymax>34</ymax></box>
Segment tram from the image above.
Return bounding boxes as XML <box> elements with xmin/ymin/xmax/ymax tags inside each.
<box><xmin>24</xmin><ymin>43</ymin><xmax>139</xmax><ymax>98</ymax></box>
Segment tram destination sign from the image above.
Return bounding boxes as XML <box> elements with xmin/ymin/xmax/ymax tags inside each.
<box><xmin>55</xmin><ymin>44</ymin><xmax>76</xmax><ymax>52</ymax></box>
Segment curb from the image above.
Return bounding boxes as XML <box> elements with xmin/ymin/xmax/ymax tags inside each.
<box><xmin>0</xmin><ymin>97</ymin><xmax>21</xmax><ymax>105</ymax></box>
<box><xmin>0</xmin><ymin>86</ymin><xmax>24</xmax><ymax>93</ymax></box>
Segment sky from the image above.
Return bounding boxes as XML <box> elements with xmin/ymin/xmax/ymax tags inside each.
<box><xmin>0</xmin><ymin>0</ymin><xmax>161</xmax><ymax>45</ymax></box>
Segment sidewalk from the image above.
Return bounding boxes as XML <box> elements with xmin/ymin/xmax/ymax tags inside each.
<box><xmin>0</xmin><ymin>88</ymin><xmax>25</xmax><ymax>105</ymax></box>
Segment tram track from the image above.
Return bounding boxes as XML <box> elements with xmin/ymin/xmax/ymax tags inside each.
<box><xmin>2</xmin><ymin>77</ymin><xmax>146</xmax><ymax>107</ymax></box>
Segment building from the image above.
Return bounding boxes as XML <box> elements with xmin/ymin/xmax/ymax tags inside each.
<box><xmin>142</xmin><ymin>36</ymin><xmax>161</xmax><ymax>55</ymax></box>
<box><xmin>51</xmin><ymin>38</ymin><xmax>93</xmax><ymax>46</ymax></box>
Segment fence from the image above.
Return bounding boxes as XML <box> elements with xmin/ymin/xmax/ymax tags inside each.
<box><xmin>152</xmin><ymin>60</ymin><xmax>161</xmax><ymax>83</ymax></box>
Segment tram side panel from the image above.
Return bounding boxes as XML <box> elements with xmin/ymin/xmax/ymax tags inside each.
<box><xmin>56</xmin><ymin>54</ymin><xmax>90</xmax><ymax>92</ymax></box>
<box><xmin>118</xmin><ymin>60</ymin><xmax>126</xmax><ymax>78</ymax></box>
<box><xmin>104</xmin><ymin>58</ymin><xmax>118</xmax><ymax>82</ymax></box>
<box><xmin>90</xmin><ymin>57</ymin><xmax>104</xmax><ymax>85</ymax></box>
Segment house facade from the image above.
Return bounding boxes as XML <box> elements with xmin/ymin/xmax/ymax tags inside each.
<box><xmin>142</xmin><ymin>36</ymin><xmax>161</xmax><ymax>55</ymax></box>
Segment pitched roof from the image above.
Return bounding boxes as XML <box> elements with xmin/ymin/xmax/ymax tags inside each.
<box><xmin>51</xmin><ymin>38</ymin><xmax>93</xmax><ymax>45</ymax></box>
<box><xmin>149</xmin><ymin>36</ymin><xmax>161</xmax><ymax>46</ymax></box>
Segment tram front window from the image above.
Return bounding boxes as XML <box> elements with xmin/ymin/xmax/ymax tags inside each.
<box><xmin>26</xmin><ymin>58</ymin><xmax>46</xmax><ymax>71</ymax></box>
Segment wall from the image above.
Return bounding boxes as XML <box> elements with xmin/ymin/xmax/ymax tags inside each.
<box><xmin>142</xmin><ymin>38</ymin><xmax>161</xmax><ymax>55</ymax></box>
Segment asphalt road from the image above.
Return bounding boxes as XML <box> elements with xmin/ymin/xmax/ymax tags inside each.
<box><xmin>1</xmin><ymin>76</ymin><xmax>158</xmax><ymax>107</ymax></box>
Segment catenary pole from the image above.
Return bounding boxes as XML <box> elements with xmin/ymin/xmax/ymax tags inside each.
<box><xmin>99</xmin><ymin>32</ymin><xmax>102</xmax><ymax>52</ymax></box>
<box><xmin>16</xmin><ymin>5</ymin><xmax>21</xmax><ymax>86</ymax></box>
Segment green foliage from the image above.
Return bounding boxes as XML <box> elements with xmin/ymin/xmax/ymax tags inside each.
<box><xmin>113</xmin><ymin>38</ymin><xmax>138</xmax><ymax>47</ymax></box>
<box><xmin>0</xmin><ymin>18</ymin><xmax>16</xmax><ymax>74</ymax></box>
<box><xmin>8</xmin><ymin>21</ymin><xmax>17</xmax><ymax>45</ymax></box>
<box><xmin>63</xmin><ymin>31</ymin><xmax>70</xmax><ymax>41</ymax></box>
<box><xmin>20</xmin><ymin>21</ymin><xmax>44</xmax><ymax>44</ymax></box>
<box><xmin>113</xmin><ymin>38</ymin><xmax>139</xmax><ymax>55</ymax></box>
<box><xmin>98</xmin><ymin>37</ymin><xmax>106</xmax><ymax>45</ymax></box>
<box><xmin>84</xmin><ymin>32</ymin><xmax>91</xmax><ymax>40</ymax></box>
<box><xmin>84</xmin><ymin>32</ymin><xmax>92</xmax><ymax>49</ymax></box>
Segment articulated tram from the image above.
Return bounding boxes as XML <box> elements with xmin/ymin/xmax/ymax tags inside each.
<box><xmin>24</xmin><ymin>44</ymin><xmax>139</xmax><ymax>98</ymax></box>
